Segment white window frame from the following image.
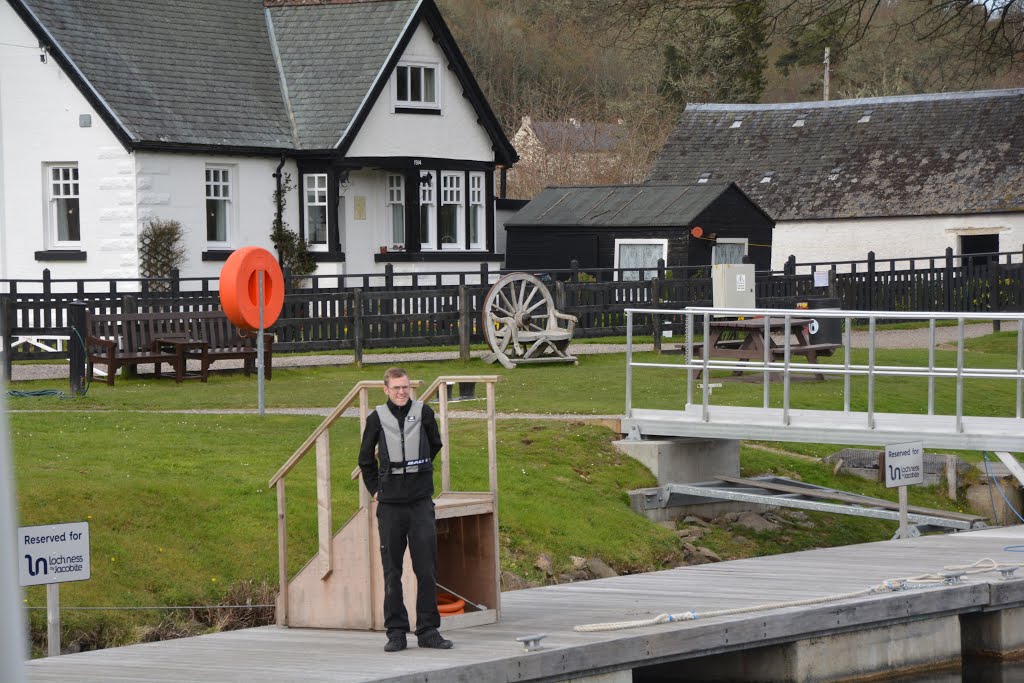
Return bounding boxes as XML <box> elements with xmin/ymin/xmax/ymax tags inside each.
<box><xmin>46</xmin><ymin>163</ymin><xmax>81</xmax><ymax>249</ymax></box>
<box><xmin>304</xmin><ymin>173</ymin><xmax>328</xmax><ymax>251</ymax></box>
<box><xmin>439</xmin><ymin>172</ymin><xmax>464</xmax><ymax>250</ymax></box>
<box><xmin>613</xmin><ymin>238</ymin><xmax>667</xmax><ymax>282</ymax></box>
<box><xmin>419</xmin><ymin>171</ymin><xmax>436</xmax><ymax>250</ymax></box>
<box><xmin>386</xmin><ymin>173</ymin><xmax>405</xmax><ymax>249</ymax></box>
<box><xmin>712</xmin><ymin>237</ymin><xmax>748</xmax><ymax>265</ymax></box>
<box><xmin>468</xmin><ymin>172</ymin><xmax>485</xmax><ymax>250</ymax></box>
<box><xmin>393</xmin><ymin>61</ymin><xmax>441</xmax><ymax>110</ymax></box>
<box><xmin>205</xmin><ymin>165</ymin><xmax>234</xmax><ymax>247</ymax></box>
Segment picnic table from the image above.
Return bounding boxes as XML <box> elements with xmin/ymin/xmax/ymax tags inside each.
<box><xmin>691</xmin><ymin>316</ymin><xmax>839</xmax><ymax>381</ymax></box>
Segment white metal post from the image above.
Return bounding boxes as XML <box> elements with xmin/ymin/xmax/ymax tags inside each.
<box><xmin>0</xmin><ymin>395</ymin><xmax>28</xmax><ymax>681</ymax></box>
<box><xmin>46</xmin><ymin>583</ymin><xmax>60</xmax><ymax>657</ymax></box>
<box><xmin>624</xmin><ymin>311</ymin><xmax>633</xmax><ymax>418</ymax></box>
<box><xmin>898</xmin><ymin>486</ymin><xmax>909</xmax><ymax>540</ymax></box>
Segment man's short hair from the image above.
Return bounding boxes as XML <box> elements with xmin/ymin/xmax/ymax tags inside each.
<box><xmin>383</xmin><ymin>367</ymin><xmax>408</xmax><ymax>387</ymax></box>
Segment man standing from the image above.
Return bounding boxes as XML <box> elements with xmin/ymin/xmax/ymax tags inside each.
<box><xmin>358</xmin><ymin>367</ymin><xmax>453</xmax><ymax>653</ymax></box>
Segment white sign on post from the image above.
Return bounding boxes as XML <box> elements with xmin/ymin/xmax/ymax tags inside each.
<box><xmin>813</xmin><ymin>270</ymin><xmax>829</xmax><ymax>288</ymax></box>
<box><xmin>884</xmin><ymin>441</ymin><xmax>924</xmax><ymax>488</ymax></box>
<box><xmin>18</xmin><ymin>521</ymin><xmax>90</xmax><ymax>587</ymax></box>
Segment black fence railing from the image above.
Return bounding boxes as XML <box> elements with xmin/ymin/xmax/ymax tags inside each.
<box><xmin>2</xmin><ymin>248</ymin><xmax>1023</xmax><ymax>379</ymax></box>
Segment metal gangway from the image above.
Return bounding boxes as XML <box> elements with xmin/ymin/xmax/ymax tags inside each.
<box><xmin>622</xmin><ymin>307</ymin><xmax>1024</xmax><ymax>451</ymax></box>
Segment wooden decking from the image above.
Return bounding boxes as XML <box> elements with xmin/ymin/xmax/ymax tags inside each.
<box><xmin>25</xmin><ymin>526</ymin><xmax>1024</xmax><ymax>682</ymax></box>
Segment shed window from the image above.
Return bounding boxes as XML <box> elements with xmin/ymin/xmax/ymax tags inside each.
<box><xmin>613</xmin><ymin>238</ymin><xmax>667</xmax><ymax>281</ymax></box>
<box><xmin>712</xmin><ymin>238</ymin><xmax>747</xmax><ymax>265</ymax></box>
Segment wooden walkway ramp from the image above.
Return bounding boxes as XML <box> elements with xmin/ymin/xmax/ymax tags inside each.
<box><xmin>25</xmin><ymin>526</ymin><xmax>1024</xmax><ymax>682</ymax></box>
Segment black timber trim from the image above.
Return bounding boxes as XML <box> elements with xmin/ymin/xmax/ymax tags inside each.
<box><xmin>394</xmin><ymin>107</ymin><xmax>442</xmax><ymax>116</ymax></box>
<box><xmin>310</xmin><ymin>250</ymin><xmax>346</xmax><ymax>263</ymax></box>
<box><xmin>335</xmin><ymin>0</ymin><xmax>518</xmax><ymax>167</ymax></box>
<box><xmin>201</xmin><ymin>250</ymin><xmax>234</xmax><ymax>262</ymax></box>
<box><xmin>721</xmin><ymin>182</ymin><xmax>777</xmax><ymax>225</ymax></box>
<box><xmin>8</xmin><ymin>0</ymin><xmax>135</xmax><ymax>152</ymax></box>
<box><xmin>34</xmin><ymin>250</ymin><xmax>86</xmax><ymax>262</ymax></box>
<box><xmin>496</xmin><ymin>198</ymin><xmax>529</xmax><ymax>212</ymax></box>
<box><xmin>336</xmin><ymin>157</ymin><xmax>493</xmax><ymax>171</ymax></box>
<box><xmin>133</xmin><ymin>141</ymin><xmax>292</xmax><ymax>157</ymax></box>
<box><xmin>375</xmin><ymin>251</ymin><xmax>503</xmax><ymax>263</ymax></box>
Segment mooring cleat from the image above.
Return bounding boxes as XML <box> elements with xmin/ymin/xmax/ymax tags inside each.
<box><xmin>516</xmin><ymin>634</ymin><xmax>547</xmax><ymax>652</ymax></box>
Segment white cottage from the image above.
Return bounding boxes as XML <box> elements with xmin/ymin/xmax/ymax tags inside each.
<box><xmin>0</xmin><ymin>0</ymin><xmax>517</xmax><ymax>283</ymax></box>
<box><xmin>647</xmin><ymin>89</ymin><xmax>1024</xmax><ymax>270</ymax></box>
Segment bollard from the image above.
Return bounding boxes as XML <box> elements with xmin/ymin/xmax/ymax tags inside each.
<box><xmin>68</xmin><ymin>301</ymin><xmax>87</xmax><ymax>396</ymax></box>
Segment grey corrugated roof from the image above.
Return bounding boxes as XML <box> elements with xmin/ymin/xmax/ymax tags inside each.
<box><xmin>647</xmin><ymin>89</ymin><xmax>1024</xmax><ymax>221</ymax></box>
<box><xmin>21</xmin><ymin>0</ymin><xmax>294</xmax><ymax>148</ymax></box>
<box><xmin>506</xmin><ymin>184</ymin><xmax>736</xmax><ymax>228</ymax></box>
<box><xmin>269</xmin><ymin>1</ymin><xmax>418</xmax><ymax>150</ymax></box>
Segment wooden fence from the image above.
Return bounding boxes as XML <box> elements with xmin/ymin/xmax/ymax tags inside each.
<box><xmin>2</xmin><ymin>250</ymin><xmax>1023</xmax><ymax>379</ymax></box>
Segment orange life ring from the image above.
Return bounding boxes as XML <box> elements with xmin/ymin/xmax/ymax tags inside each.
<box><xmin>219</xmin><ymin>247</ymin><xmax>285</xmax><ymax>331</ymax></box>
<box><xmin>437</xmin><ymin>592</ymin><xmax>465</xmax><ymax>616</ymax></box>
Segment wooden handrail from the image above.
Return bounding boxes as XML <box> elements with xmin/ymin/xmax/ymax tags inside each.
<box><xmin>268</xmin><ymin>379</ymin><xmax>423</xmax><ymax>487</ymax></box>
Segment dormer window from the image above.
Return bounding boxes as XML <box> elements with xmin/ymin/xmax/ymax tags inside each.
<box><xmin>394</xmin><ymin>62</ymin><xmax>440</xmax><ymax>112</ymax></box>
<box><xmin>760</xmin><ymin>171</ymin><xmax>775</xmax><ymax>184</ymax></box>
<box><xmin>858</xmin><ymin>109</ymin><xmax>873</xmax><ymax>123</ymax></box>
<box><xmin>697</xmin><ymin>172</ymin><xmax>711</xmax><ymax>184</ymax></box>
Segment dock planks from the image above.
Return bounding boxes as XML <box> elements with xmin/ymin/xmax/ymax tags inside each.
<box><xmin>25</xmin><ymin>526</ymin><xmax>1024</xmax><ymax>682</ymax></box>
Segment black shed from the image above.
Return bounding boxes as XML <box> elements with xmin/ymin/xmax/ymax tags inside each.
<box><xmin>504</xmin><ymin>183</ymin><xmax>773</xmax><ymax>276</ymax></box>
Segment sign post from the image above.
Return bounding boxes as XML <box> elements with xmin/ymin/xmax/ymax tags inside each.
<box><xmin>884</xmin><ymin>441</ymin><xmax>924</xmax><ymax>539</ymax></box>
<box><xmin>17</xmin><ymin>521</ymin><xmax>91</xmax><ymax>656</ymax></box>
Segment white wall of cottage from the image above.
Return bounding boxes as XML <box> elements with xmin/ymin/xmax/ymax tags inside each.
<box><xmin>345</xmin><ymin>21</ymin><xmax>494</xmax><ymax>161</ymax></box>
<box><xmin>133</xmin><ymin>152</ymin><xmax>293</xmax><ymax>282</ymax></box>
<box><xmin>771</xmin><ymin>214</ymin><xmax>1024</xmax><ymax>271</ymax></box>
<box><xmin>0</xmin><ymin>1</ymin><xmax>135</xmax><ymax>283</ymax></box>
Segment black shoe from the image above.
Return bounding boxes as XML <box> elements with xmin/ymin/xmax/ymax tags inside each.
<box><xmin>417</xmin><ymin>630</ymin><xmax>453</xmax><ymax>649</ymax></box>
<box><xmin>384</xmin><ymin>634</ymin><xmax>407</xmax><ymax>653</ymax></box>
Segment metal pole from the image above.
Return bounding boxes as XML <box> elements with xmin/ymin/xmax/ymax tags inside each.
<box><xmin>783</xmin><ymin>316</ymin><xmax>791</xmax><ymax>426</ymax></box>
<box><xmin>867</xmin><ymin>318</ymin><xmax>876</xmax><ymax>430</ymax></box>
<box><xmin>68</xmin><ymin>301</ymin><xmax>87</xmax><ymax>397</ymax></box>
<box><xmin>685</xmin><ymin>312</ymin><xmax>693</xmax><ymax>408</ymax></box>
<box><xmin>47</xmin><ymin>583</ymin><xmax>60</xmax><ymax>657</ymax></box>
<box><xmin>258</xmin><ymin>271</ymin><xmax>265</xmax><ymax>418</ymax></box>
<box><xmin>898</xmin><ymin>486</ymin><xmax>909</xmax><ymax>540</ymax></box>
<box><xmin>624</xmin><ymin>311</ymin><xmax>633</xmax><ymax>418</ymax></box>
<box><xmin>702</xmin><ymin>314</ymin><xmax>711</xmax><ymax>422</ymax></box>
<box><xmin>0</xmin><ymin>393</ymin><xmax>28</xmax><ymax>681</ymax></box>
<box><xmin>956</xmin><ymin>319</ymin><xmax>964</xmax><ymax>433</ymax></box>
<box><xmin>843</xmin><ymin>316</ymin><xmax>851</xmax><ymax>413</ymax></box>
<box><xmin>928</xmin><ymin>319</ymin><xmax>936</xmax><ymax>416</ymax></box>
<box><xmin>1017</xmin><ymin>319</ymin><xmax>1023</xmax><ymax>420</ymax></box>
<box><xmin>762</xmin><ymin>315</ymin><xmax>770</xmax><ymax>409</ymax></box>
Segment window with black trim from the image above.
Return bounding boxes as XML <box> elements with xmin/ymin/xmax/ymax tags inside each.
<box><xmin>47</xmin><ymin>164</ymin><xmax>80</xmax><ymax>247</ymax></box>
<box><xmin>420</xmin><ymin>171</ymin><xmax>436</xmax><ymax>249</ymax></box>
<box><xmin>394</xmin><ymin>62</ymin><xmax>439</xmax><ymax>110</ymax></box>
<box><xmin>469</xmin><ymin>172</ymin><xmax>485</xmax><ymax>249</ymax></box>
<box><xmin>440</xmin><ymin>172</ymin><xmax>464</xmax><ymax>249</ymax></box>
<box><xmin>387</xmin><ymin>174</ymin><xmax>405</xmax><ymax>248</ymax></box>
<box><xmin>205</xmin><ymin>166</ymin><xmax>233</xmax><ymax>245</ymax></box>
<box><xmin>304</xmin><ymin>173</ymin><xmax>328</xmax><ymax>249</ymax></box>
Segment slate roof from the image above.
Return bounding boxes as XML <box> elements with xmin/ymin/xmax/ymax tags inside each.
<box><xmin>530</xmin><ymin>120</ymin><xmax>623</xmax><ymax>153</ymax></box>
<box><xmin>12</xmin><ymin>0</ymin><xmax>513</xmax><ymax>158</ymax></box>
<box><xmin>269</xmin><ymin>0</ymin><xmax>417</xmax><ymax>150</ymax></box>
<box><xmin>506</xmin><ymin>183</ymin><xmax>745</xmax><ymax>228</ymax></box>
<box><xmin>646</xmin><ymin>89</ymin><xmax>1024</xmax><ymax>221</ymax></box>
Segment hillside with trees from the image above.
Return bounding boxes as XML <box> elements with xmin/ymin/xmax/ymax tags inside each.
<box><xmin>438</xmin><ymin>0</ymin><xmax>1024</xmax><ymax>198</ymax></box>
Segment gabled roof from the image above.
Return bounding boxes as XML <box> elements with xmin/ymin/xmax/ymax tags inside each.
<box><xmin>10</xmin><ymin>0</ymin><xmax>516</xmax><ymax>162</ymax></box>
<box><xmin>527</xmin><ymin>120</ymin><xmax>623</xmax><ymax>153</ymax></box>
<box><xmin>506</xmin><ymin>183</ymin><xmax>761</xmax><ymax>228</ymax></box>
<box><xmin>646</xmin><ymin>89</ymin><xmax>1024</xmax><ymax>221</ymax></box>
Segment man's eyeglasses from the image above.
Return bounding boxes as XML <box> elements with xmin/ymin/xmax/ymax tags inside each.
<box><xmin>387</xmin><ymin>385</ymin><xmax>411</xmax><ymax>393</ymax></box>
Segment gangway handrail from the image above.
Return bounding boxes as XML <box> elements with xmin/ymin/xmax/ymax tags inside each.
<box><xmin>623</xmin><ymin>306</ymin><xmax>1024</xmax><ymax>437</ymax></box>
<box><xmin>268</xmin><ymin>374</ymin><xmax>500</xmax><ymax>627</ymax></box>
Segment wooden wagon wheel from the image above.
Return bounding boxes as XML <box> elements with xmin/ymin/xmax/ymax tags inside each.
<box><xmin>482</xmin><ymin>273</ymin><xmax>555</xmax><ymax>359</ymax></box>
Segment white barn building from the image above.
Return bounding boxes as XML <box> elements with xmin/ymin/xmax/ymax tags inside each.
<box><xmin>647</xmin><ymin>89</ymin><xmax>1024</xmax><ymax>270</ymax></box>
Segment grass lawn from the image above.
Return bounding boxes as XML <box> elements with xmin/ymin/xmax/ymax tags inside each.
<box><xmin>4</xmin><ymin>329</ymin><xmax>1020</xmax><ymax>653</ymax></box>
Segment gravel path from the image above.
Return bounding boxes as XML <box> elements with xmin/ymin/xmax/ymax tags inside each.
<box><xmin>4</xmin><ymin>324</ymin><xmax>995</xmax><ymax>383</ymax></box>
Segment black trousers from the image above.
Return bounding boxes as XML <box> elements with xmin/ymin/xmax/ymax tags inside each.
<box><xmin>376</xmin><ymin>497</ymin><xmax>440</xmax><ymax>637</ymax></box>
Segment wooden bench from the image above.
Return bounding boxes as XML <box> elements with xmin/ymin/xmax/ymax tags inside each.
<box><xmin>86</xmin><ymin>310</ymin><xmax>272</xmax><ymax>386</ymax></box>
<box><xmin>769</xmin><ymin>343</ymin><xmax>841</xmax><ymax>362</ymax></box>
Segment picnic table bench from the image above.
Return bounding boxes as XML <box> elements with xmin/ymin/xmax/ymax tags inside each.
<box><xmin>87</xmin><ymin>310</ymin><xmax>272</xmax><ymax>386</ymax></box>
